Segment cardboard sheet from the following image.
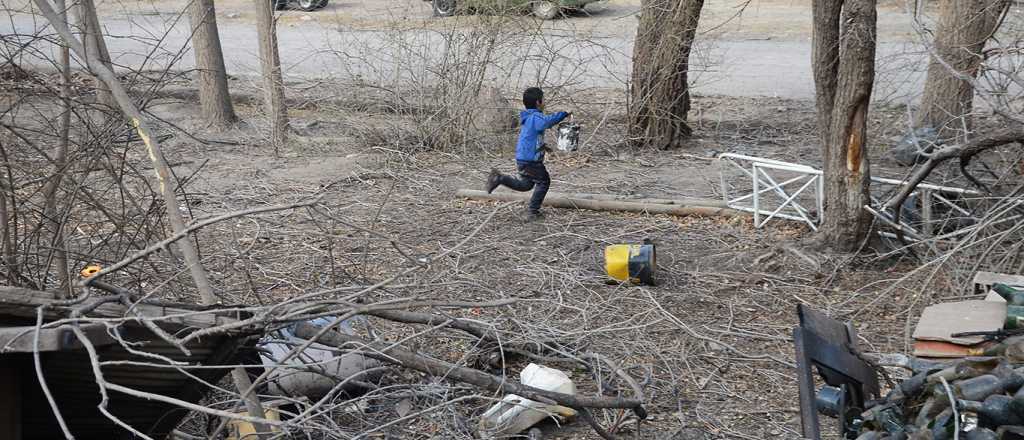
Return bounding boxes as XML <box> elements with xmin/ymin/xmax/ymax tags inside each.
<box><xmin>912</xmin><ymin>300</ymin><xmax>1006</xmax><ymax>346</ymax></box>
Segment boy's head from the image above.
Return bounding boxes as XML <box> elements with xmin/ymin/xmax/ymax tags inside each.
<box><xmin>523</xmin><ymin>87</ymin><xmax>544</xmax><ymax>111</ymax></box>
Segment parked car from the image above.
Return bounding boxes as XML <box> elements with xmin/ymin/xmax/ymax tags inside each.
<box><xmin>426</xmin><ymin>0</ymin><xmax>598</xmax><ymax>19</ymax></box>
<box><xmin>273</xmin><ymin>0</ymin><xmax>328</xmax><ymax>12</ymax></box>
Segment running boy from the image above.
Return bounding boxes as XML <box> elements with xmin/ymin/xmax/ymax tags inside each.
<box><xmin>484</xmin><ymin>87</ymin><xmax>570</xmax><ymax>221</ymax></box>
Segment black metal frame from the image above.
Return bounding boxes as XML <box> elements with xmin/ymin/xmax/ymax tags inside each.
<box><xmin>793</xmin><ymin>304</ymin><xmax>880</xmax><ymax>439</ymax></box>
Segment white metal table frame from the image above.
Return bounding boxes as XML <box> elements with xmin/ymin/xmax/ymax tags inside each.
<box><xmin>717</xmin><ymin>153</ymin><xmax>983</xmax><ymax>240</ymax></box>
<box><xmin>717</xmin><ymin>153</ymin><xmax>824</xmax><ymax>230</ymax></box>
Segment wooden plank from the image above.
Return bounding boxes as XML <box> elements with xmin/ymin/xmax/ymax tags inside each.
<box><xmin>973</xmin><ymin>271</ymin><xmax>1024</xmax><ymax>294</ymax></box>
<box><xmin>456</xmin><ymin>189</ymin><xmax>739</xmax><ymax>217</ymax></box>
<box><xmin>0</xmin><ymin>324</ymin><xmax>114</xmax><ymax>353</ymax></box>
<box><xmin>0</xmin><ymin>286</ymin><xmax>241</xmax><ymax>330</ymax></box>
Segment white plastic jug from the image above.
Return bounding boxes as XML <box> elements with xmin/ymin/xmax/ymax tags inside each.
<box><xmin>478</xmin><ymin>364</ymin><xmax>577</xmax><ymax>438</ymax></box>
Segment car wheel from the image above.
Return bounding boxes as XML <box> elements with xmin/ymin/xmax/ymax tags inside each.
<box><xmin>272</xmin><ymin>0</ymin><xmax>289</xmax><ymax>10</ymax></box>
<box><xmin>432</xmin><ymin>0</ymin><xmax>456</xmax><ymax>16</ymax></box>
<box><xmin>563</xmin><ymin>6</ymin><xmax>585</xmax><ymax>15</ymax></box>
<box><xmin>531</xmin><ymin>1</ymin><xmax>560</xmax><ymax>19</ymax></box>
<box><xmin>295</xmin><ymin>0</ymin><xmax>320</xmax><ymax>11</ymax></box>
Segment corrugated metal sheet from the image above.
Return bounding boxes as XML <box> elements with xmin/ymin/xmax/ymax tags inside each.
<box><xmin>3</xmin><ymin>310</ymin><xmax>250</xmax><ymax>440</ymax></box>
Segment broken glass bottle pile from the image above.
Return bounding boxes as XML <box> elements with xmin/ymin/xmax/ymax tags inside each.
<box><xmin>855</xmin><ymin>339</ymin><xmax>1024</xmax><ymax>440</ymax></box>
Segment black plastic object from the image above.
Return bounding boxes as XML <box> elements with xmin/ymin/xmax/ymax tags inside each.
<box><xmin>891</xmin><ymin>126</ymin><xmax>939</xmax><ymax>166</ymax></box>
<box><xmin>794</xmin><ymin>304</ymin><xmax>881</xmax><ymax>439</ymax></box>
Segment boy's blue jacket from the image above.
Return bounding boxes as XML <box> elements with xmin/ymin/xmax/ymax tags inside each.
<box><xmin>515</xmin><ymin>109</ymin><xmax>569</xmax><ymax>163</ymax></box>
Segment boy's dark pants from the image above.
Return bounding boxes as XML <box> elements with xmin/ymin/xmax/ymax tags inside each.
<box><xmin>498</xmin><ymin>161</ymin><xmax>550</xmax><ymax>214</ymax></box>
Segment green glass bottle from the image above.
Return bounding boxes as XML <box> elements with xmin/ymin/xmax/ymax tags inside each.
<box><xmin>959</xmin><ymin>395</ymin><xmax>1024</xmax><ymax>427</ymax></box>
<box><xmin>1006</xmin><ymin>305</ymin><xmax>1024</xmax><ymax>329</ymax></box>
<box><xmin>992</xmin><ymin>283</ymin><xmax>1024</xmax><ymax>306</ymax></box>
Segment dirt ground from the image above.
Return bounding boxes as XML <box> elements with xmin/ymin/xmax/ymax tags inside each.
<box><xmin>3</xmin><ymin>0</ymin><xmax>1019</xmax><ymax>438</ymax></box>
<box><xmin>131</xmin><ymin>76</ymin><xmax>985</xmax><ymax>439</ymax></box>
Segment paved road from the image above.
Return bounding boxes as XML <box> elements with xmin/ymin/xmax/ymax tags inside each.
<box><xmin>2</xmin><ymin>10</ymin><xmax>927</xmax><ymax>101</ymax></box>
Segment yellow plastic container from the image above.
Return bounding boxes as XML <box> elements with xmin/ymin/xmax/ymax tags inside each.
<box><xmin>604</xmin><ymin>242</ymin><xmax>656</xmax><ymax>285</ymax></box>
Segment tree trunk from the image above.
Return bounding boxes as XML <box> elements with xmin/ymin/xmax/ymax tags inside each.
<box><xmin>628</xmin><ymin>0</ymin><xmax>704</xmax><ymax>150</ymax></box>
<box><xmin>812</xmin><ymin>0</ymin><xmax>877</xmax><ymax>251</ymax></box>
<box><xmin>916</xmin><ymin>0</ymin><xmax>1008</xmax><ymax>141</ymax></box>
<box><xmin>189</xmin><ymin>0</ymin><xmax>237</xmax><ymax>128</ymax></box>
<box><xmin>254</xmin><ymin>0</ymin><xmax>288</xmax><ymax>149</ymax></box>
<box><xmin>75</xmin><ymin>0</ymin><xmax>114</xmax><ymax>109</ymax></box>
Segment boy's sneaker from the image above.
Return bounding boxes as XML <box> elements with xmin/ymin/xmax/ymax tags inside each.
<box><xmin>485</xmin><ymin>169</ymin><xmax>501</xmax><ymax>194</ymax></box>
<box><xmin>524</xmin><ymin>210</ymin><xmax>544</xmax><ymax>222</ymax></box>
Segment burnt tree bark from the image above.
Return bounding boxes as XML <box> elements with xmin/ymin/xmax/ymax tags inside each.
<box><xmin>188</xmin><ymin>0</ymin><xmax>237</xmax><ymax>128</ymax></box>
<box><xmin>628</xmin><ymin>0</ymin><xmax>705</xmax><ymax>150</ymax></box>
<box><xmin>916</xmin><ymin>0</ymin><xmax>1009</xmax><ymax>140</ymax></box>
<box><xmin>812</xmin><ymin>0</ymin><xmax>878</xmax><ymax>250</ymax></box>
<box><xmin>254</xmin><ymin>0</ymin><xmax>288</xmax><ymax>149</ymax></box>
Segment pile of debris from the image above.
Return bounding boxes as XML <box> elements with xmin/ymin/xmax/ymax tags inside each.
<box><xmin>860</xmin><ymin>338</ymin><xmax>1024</xmax><ymax>439</ymax></box>
<box><xmin>797</xmin><ymin>272</ymin><xmax>1024</xmax><ymax>440</ymax></box>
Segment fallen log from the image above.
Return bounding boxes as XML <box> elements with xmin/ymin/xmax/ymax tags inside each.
<box><xmin>455</xmin><ymin>189</ymin><xmax>739</xmax><ymax>217</ymax></box>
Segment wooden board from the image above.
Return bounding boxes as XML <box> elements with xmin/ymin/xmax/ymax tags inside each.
<box><xmin>913</xmin><ymin>340</ymin><xmax>993</xmax><ymax>358</ymax></box>
<box><xmin>0</xmin><ymin>286</ymin><xmax>242</xmax><ymax>330</ymax></box>
<box><xmin>455</xmin><ymin>189</ymin><xmax>739</xmax><ymax>217</ymax></box>
<box><xmin>0</xmin><ymin>324</ymin><xmax>114</xmax><ymax>353</ymax></box>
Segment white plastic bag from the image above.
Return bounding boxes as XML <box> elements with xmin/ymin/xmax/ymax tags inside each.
<box><xmin>479</xmin><ymin>364</ymin><xmax>577</xmax><ymax>438</ymax></box>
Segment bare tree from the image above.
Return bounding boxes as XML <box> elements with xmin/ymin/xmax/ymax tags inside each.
<box><xmin>31</xmin><ymin>0</ymin><xmax>274</xmax><ymax>433</ymax></box>
<box><xmin>811</xmin><ymin>0</ymin><xmax>878</xmax><ymax>249</ymax></box>
<box><xmin>628</xmin><ymin>0</ymin><xmax>705</xmax><ymax>150</ymax></box>
<box><xmin>916</xmin><ymin>0</ymin><xmax>1010</xmax><ymax>140</ymax></box>
<box><xmin>74</xmin><ymin>0</ymin><xmax>114</xmax><ymax>109</ymax></box>
<box><xmin>255</xmin><ymin>0</ymin><xmax>288</xmax><ymax>149</ymax></box>
<box><xmin>188</xmin><ymin>0</ymin><xmax>237</xmax><ymax>128</ymax></box>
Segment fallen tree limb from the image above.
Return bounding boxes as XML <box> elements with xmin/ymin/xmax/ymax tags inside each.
<box><xmin>528</xmin><ymin>191</ymin><xmax>728</xmax><ymax>207</ymax></box>
<box><xmin>456</xmin><ymin>189</ymin><xmax>738</xmax><ymax>217</ymax></box>
<box><xmin>293</xmin><ymin>323</ymin><xmax>646</xmax><ymax>413</ymax></box>
<box><xmin>363</xmin><ymin>308</ymin><xmax>502</xmax><ymax>342</ymax></box>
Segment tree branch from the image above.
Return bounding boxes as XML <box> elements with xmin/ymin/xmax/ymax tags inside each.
<box><xmin>293</xmin><ymin>323</ymin><xmax>646</xmax><ymax>412</ymax></box>
<box><xmin>882</xmin><ymin>126</ymin><xmax>1024</xmax><ymax>240</ymax></box>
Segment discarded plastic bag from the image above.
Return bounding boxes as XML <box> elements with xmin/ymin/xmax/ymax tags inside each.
<box><xmin>260</xmin><ymin>316</ymin><xmax>381</xmax><ymax>399</ymax></box>
<box><xmin>479</xmin><ymin>363</ymin><xmax>577</xmax><ymax>438</ymax></box>
<box><xmin>555</xmin><ymin>121</ymin><xmax>581</xmax><ymax>152</ymax></box>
